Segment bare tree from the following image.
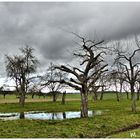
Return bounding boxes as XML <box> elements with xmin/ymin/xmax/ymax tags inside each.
<box><xmin>5</xmin><ymin>46</ymin><xmax>39</xmax><ymax>106</ymax></box>
<box><xmin>99</xmin><ymin>73</ymin><xmax>110</xmax><ymax>100</ymax></box>
<box><xmin>61</xmin><ymin>91</ymin><xmax>66</xmax><ymax>105</ymax></box>
<box><xmin>135</xmin><ymin>77</ymin><xmax>140</xmax><ymax>100</ymax></box>
<box><xmin>123</xmin><ymin>81</ymin><xmax>130</xmax><ymax>99</ymax></box>
<box><xmin>28</xmin><ymin>76</ymin><xmax>45</xmax><ymax>99</ymax></box>
<box><xmin>91</xmin><ymin>85</ymin><xmax>100</xmax><ymax>101</ymax></box>
<box><xmin>42</xmin><ymin>62</ymin><xmax>67</xmax><ymax>102</ymax></box>
<box><xmin>114</xmin><ymin>38</ymin><xmax>140</xmax><ymax>112</ymax></box>
<box><xmin>110</xmin><ymin>70</ymin><xmax>122</xmax><ymax>101</ymax></box>
<box><xmin>54</xmin><ymin>34</ymin><xmax>108</xmax><ymax>118</ymax></box>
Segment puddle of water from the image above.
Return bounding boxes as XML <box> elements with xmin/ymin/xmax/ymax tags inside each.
<box><xmin>0</xmin><ymin>110</ymin><xmax>105</xmax><ymax>120</ymax></box>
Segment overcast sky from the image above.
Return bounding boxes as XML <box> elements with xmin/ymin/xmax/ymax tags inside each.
<box><xmin>0</xmin><ymin>2</ymin><xmax>140</xmax><ymax>89</ymax></box>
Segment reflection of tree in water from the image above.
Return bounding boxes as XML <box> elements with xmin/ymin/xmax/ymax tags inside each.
<box><xmin>52</xmin><ymin>113</ymin><xmax>59</xmax><ymax>120</ymax></box>
<box><xmin>51</xmin><ymin>112</ymin><xmax>66</xmax><ymax>120</ymax></box>
<box><xmin>19</xmin><ymin>112</ymin><xmax>25</xmax><ymax>119</ymax></box>
<box><xmin>62</xmin><ymin>112</ymin><xmax>66</xmax><ymax>119</ymax></box>
<box><xmin>52</xmin><ymin>113</ymin><xmax>55</xmax><ymax>120</ymax></box>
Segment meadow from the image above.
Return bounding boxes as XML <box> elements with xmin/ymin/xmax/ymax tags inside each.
<box><xmin>0</xmin><ymin>93</ymin><xmax>139</xmax><ymax>138</ymax></box>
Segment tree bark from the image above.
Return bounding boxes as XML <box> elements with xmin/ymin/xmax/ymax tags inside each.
<box><xmin>52</xmin><ymin>94</ymin><xmax>57</xmax><ymax>102</ymax></box>
<box><xmin>126</xmin><ymin>92</ymin><xmax>129</xmax><ymax>99</ymax></box>
<box><xmin>3</xmin><ymin>93</ymin><xmax>6</xmax><ymax>99</ymax></box>
<box><xmin>131</xmin><ymin>85</ymin><xmax>136</xmax><ymax>112</ymax></box>
<box><xmin>92</xmin><ymin>92</ymin><xmax>98</xmax><ymax>101</ymax></box>
<box><xmin>19</xmin><ymin>94</ymin><xmax>25</xmax><ymax>107</ymax></box>
<box><xmin>131</xmin><ymin>93</ymin><xmax>136</xmax><ymax>112</ymax></box>
<box><xmin>137</xmin><ymin>92</ymin><xmax>140</xmax><ymax>100</ymax></box>
<box><xmin>32</xmin><ymin>93</ymin><xmax>35</xmax><ymax>99</ymax></box>
<box><xmin>116</xmin><ymin>92</ymin><xmax>120</xmax><ymax>101</ymax></box>
<box><xmin>100</xmin><ymin>88</ymin><xmax>104</xmax><ymax>100</ymax></box>
<box><xmin>100</xmin><ymin>92</ymin><xmax>104</xmax><ymax>100</ymax></box>
<box><xmin>61</xmin><ymin>91</ymin><xmax>66</xmax><ymax>105</ymax></box>
<box><xmin>131</xmin><ymin>92</ymin><xmax>133</xmax><ymax>100</ymax></box>
<box><xmin>80</xmin><ymin>91</ymin><xmax>88</xmax><ymax>118</ymax></box>
<box><xmin>19</xmin><ymin>76</ymin><xmax>26</xmax><ymax>107</ymax></box>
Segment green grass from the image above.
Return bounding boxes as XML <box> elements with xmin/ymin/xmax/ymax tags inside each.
<box><xmin>0</xmin><ymin>93</ymin><xmax>139</xmax><ymax>138</ymax></box>
<box><xmin>110</xmin><ymin>128</ymin><xmax>140</xmax><ymax>138</ymax></box>
<box><xmin>0</xmin><ymin>92</ymin><xmax>128</xmax><ymax>103</ymax></box>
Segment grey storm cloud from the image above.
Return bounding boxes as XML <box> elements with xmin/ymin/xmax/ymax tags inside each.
<box><xmin>0</xmin><ymin>2</ymin><xmax>140</xmax><ymax>77</ymax></box>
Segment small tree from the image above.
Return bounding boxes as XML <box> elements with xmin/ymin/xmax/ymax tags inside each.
<box><xmin>123</xmin><ymin>81</ymin><xmax>130</xmax><ymax>99</ymax></box>
<box><xmin>61</xmin><ymin>91</ymin><xmax>66</xmax><ymax>105</ymax></box>
<box><xmin>110</xmin><ymin>70</ymin><xmax>121</xmax><ymax>101</ymax></box>
<box><xmin>99</xmin><ymin>73</ymin><xmax>110</xmax><ymax>100</ymax></box>
<box><xmin>43</xmin><ymin>62</ymin><xmax>67</xmax><ymax>102</ymax></box>
<box><xmin>0</xmin><ymin>86</ymin><xmax>5</xmax><ymax>98</ymax></box>
<box><xmin>5</xmin><ymin>46</ymin><xmax>39</xmax><ymax>106</ymax></box>
<box><xmin>54</xmin><ymin>34</ymin><xmax>108</xmax><ymax>117</ymax></box>
<box><xmin>28</xmin><ymin>76</ymin><xmax>44</xmax><ymax>99</ymax></box>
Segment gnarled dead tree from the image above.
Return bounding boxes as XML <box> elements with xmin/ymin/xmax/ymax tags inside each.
<box><xmin>54</xmin><ymin>34</ymin><xmax>108</xmax><ymax>118</ymax></box>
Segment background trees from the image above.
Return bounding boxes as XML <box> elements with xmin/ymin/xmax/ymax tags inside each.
<box><xmin>5</xmin><ymin>46</ymin><xmax>39</xmax><ymax>106</ymax></box>
<box><xmin>99</xmin><ymin>73</ymin><xmax>111</xmax><ymax>100</ymax></box>
<box><xmin>42</xmin><ymin>62</ymin><xmax>67</xmax><ymax>102</ymax></box>
<box><xmin>27</xmin><ymin>75</ymin><xmax>45</xmax><ymax>98</ymax></box>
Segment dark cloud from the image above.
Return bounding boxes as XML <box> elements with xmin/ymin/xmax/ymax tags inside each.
<box><xmin>0</xmin><ymin>2</ymin><xmax>140</xmax><ymax>78</ymax></box>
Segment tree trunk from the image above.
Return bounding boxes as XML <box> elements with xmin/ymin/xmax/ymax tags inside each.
<box><xmin>131</xmin><ymin>92</ymin><xmax>133</xmax><ymax>100</ymax></box>
<box><xmin>3</xmin><ymin>94</ymin><xmax>6</xmax><ymax>99</ymax></box>
<box><xmin>80</xmin><ymin>92</ymin><xmax>88</xmax><ymax>118</ymax></box>
<box><xmin>116</xmin><ymin>92</ymin><xmax>120</xmax><ymax>101</ymax></box>
<box><xmin>100</xmin><ymin>92</ymin><xmax>104</xmax><ymax>100</ymax></box>
<box><xmin>131</xmin><ymin>85</ymin><xmax>136</xmax><ymax>112</ymax></box>
<box><xmin>19</xmin><ymin>94</ymin><xmax>25</xmax><ymax>107</ymax></box>
<box><xmin>131</xmin><ymin>93</ymin><xmax>136</xmax><ymax>112</ymax></box>
<box><xmin>32</xmin><ymin>94</ymin><xmax>35</xmax><ymax>99</ymax></box>
<box><xmin>61</xmin><ymin>92</ymin><xmax>66</xmax><ymax>105</ymax></box>
<box><xmin>92</xmin><ymin>92</ymin><xmax>97</xmax><ymax>101</ymax></box>
<box><xmin>120</xmin><ymin>83</ymin><xmax>123</xmax><ymax>94</ymax></box>
<box><xmin>19</xmin><ymin>77</ymin><xmax>26</xmax><ymax>107</ymax></box>
<box><xmin>126</xmin><ymin>92</ymin><xmax>129</xmax><ymax>99</ymax></box>
<box><xmin>100</xmin><ymin>88</ymin><xmax>104</xmax><ymax>100</ymax></box>
<box><xmin>137</xmin><ymin>92</ymin><xmax>140</xmax><ymax>100</ymax></box>
<box><xmin>52</xmin><ymin>94</ymin><xmax>57</xmax><ymax>102</ymax></box>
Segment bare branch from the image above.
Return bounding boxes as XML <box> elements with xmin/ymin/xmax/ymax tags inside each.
<box><xmin>130</xmin><ymin>48</ymin><xmax>140</xmax><ymax>59</ymax></box>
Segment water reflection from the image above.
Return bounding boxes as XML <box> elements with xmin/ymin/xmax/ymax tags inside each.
<box><xmin>0</xmin><ymin>110</ymin><xmax>105</xmax><ymax>120</ymax></box>
<box><xmin>19</xmin><ymin>112</ymin><xmax>25</xmax><ymax>119</ymax></box>
<box><xmin>62</xmin><ymin>112</ymin><xmax>66</xmax><ymax>119</ymax></box>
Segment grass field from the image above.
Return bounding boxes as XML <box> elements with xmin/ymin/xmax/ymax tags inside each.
<box><xmin>0</xmin><ymin>92</ymin><xmax>124</xmax><ymax>103</ymax></box>
<box><xmin>0</xmin><ymin>93</ymin><xmax>139</xmax><ymax>138</ymax></box>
